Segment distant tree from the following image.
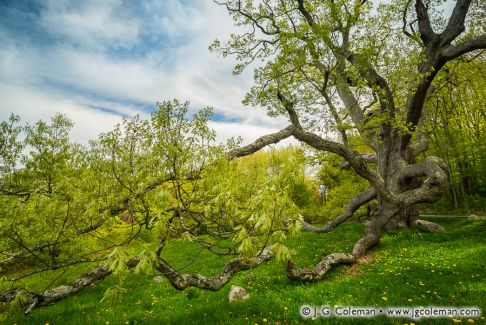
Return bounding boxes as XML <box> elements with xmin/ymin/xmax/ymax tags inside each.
<box><xmin>426</xmin><ymin>57</ymin><xmax>486</xmax><ymax>210</ymax></box>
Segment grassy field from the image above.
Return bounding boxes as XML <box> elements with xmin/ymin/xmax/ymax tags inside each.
<box><xmin>5</xmin><ymin>217</ymin><xmax>486</xmax><ymax>325</ymax></box>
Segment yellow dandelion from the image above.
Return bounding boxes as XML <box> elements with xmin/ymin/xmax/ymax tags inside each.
<box><xmin>263</xmin><ymin>319</ymin><xmax>267</xmax><ymax>323</ymax></box>
<box><xmin>452</xmin><ymin>319</ymin><xmax>462</xmax><ymax>324</ymax></box>
<box><xmin>467</xmin><ymin>319</ymin><xmax>475</xmax><ymax>323</ymax></box>
<box><xmin>382</xmin><ymin>297</ymin><xmax>388</xmax><ymax>301</ymax></box>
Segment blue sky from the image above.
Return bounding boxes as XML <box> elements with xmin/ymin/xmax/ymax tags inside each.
<box><xmin>0</xmin><ymin>0</ymin><xmax>286</xmax><ymax>144</ymax></box>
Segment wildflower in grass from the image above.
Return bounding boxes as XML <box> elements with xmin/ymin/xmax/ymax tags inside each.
<box><xmin>382</xmin><ymin>297</ymin><xmax>388</xmax><ymax>302</ymax></box>
<box><xmin>452</xmin><ymin>319</ymin><xmax>462</xmax><ymax>323</ymax></box>
<box><xmin>467</xmin><ymin>319</ymin><xmax>475</xmax><ymax>323</ymax></box>
<box><xmin>263</xmin><ymin>318</ymin><xmax>268</xmax><ymax>323</ymax></box>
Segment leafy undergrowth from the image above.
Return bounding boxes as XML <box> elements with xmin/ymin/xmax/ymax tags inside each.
<box><xmin>6</xmin><ymin>218</ymin><xmax>486</xmax><ymax>325</ymax></box>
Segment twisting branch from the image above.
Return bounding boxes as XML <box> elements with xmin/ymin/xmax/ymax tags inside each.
<box><xmin>339</xmin><ymin>153</ymin><xmax>377</xmax><ymax>169</ymax></box>
<box><xmin>215</xmin><ymin>0</ymin><xmax>280</xmax><ymax>36</ymax></box>
<box><xmin>402</xmin><ymin>0</ymin><xmax>414</xmax><ymax>38</ymax></box>
<box><xmin>296</xmin><ymin>0</ymin><xmax>315</xmax><ymax>26</ymax></box>
<box><xmin>155</xmin><ymin>248</ymin><xmax>273</xmax><ymax>291</ymax></box>
<box><xmin>414</xmin><ymin>0</ymin><xmax>437</xmax><ymax>45</ymax></box>
<box><xmin>439</xmin><ymin>0</ymin><xmax>472</xmax><ymax>47</ymax></box>
<box><xmin>320</xmin><ymin>70</ymin><xmax>349</xmax><ymax>145</ymax></box>
<box><xmin>302</xmin><ymin>188</ymin><xmax>377</xmax><ymax>233</ymax></box>
<box><xmin>286</xmin><ymin>253</ymin><xmax>356</xmax><ymax>282</ymax></box>
<box><xmin>277</xmin><ymin>91</ymin><xmax>301</xmax><ymax>128</ymax></box>
<box><xmin>402</xmin><ymin>0</ymin><xmax>484</xmax><ymax>150</ymax></box>
<box><xmin>346</xmin><ymin>52</ymin><xmax>396</xmax><ymax>121</ymax></box>
<box><xmin>334</xmin><ymin>61</ymin><xmax>366</xmax><ymax>131</ymax></box>
<box><xmin>397</xmin><ymin>156</ymin><xmax>448</xmax><ymax>205</ymax></box>
<box><xmin>0</xmin><ymin>258</ymin><xmax>139</xmax><ymax>313</ymax></box>
<box><xmin>291</xmin><ymin>128</ymin><xmax>395</xmax><ymax>202</ymax></box>
<box><xmin>228</xmin><ymin>125</ymin><xmax>295</xmax><ymax>159</ymax></box>
<box><xmin>442</xmin><ymin>35</ymin><xmax>486</xmax><ymax>61</ymax></box>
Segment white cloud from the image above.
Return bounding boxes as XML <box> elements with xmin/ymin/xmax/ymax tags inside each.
<box><xmin>39</xmin><ymin>0</ymin><xmax>140</xmax><ymax>48</ymax></box>
<box><xmin>0</xmin><ymin>82</ymin><xmax>124</xmax><ymax>144</ymax></box>
<box><xmin>0</xmin><ymin>0</ymin><xmax>288</xmax><ymax>147</ymax></box>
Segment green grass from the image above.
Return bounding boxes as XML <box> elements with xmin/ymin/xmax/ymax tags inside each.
<box><xmin>5</xmin><ymin>217</ymin><xmax>486</xmax><ymax>325</ymax></box>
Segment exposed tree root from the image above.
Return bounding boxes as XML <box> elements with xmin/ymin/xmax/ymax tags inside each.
<box><xmin>412</xmin><ymin>219</ymin><xmax>446</xmax><ymax>232</ymax></box>
<box><xmin>288</xmin><ymin>205</ymin><xmax>398</xmax><ymax>282</ymax></box>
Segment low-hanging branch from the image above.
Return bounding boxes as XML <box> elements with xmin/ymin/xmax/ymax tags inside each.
<box><xmin>0</xmin><ymin>249</ymin><xmax>274</xmax><ymax>313</ymax></box>
<box><xmin>286</xmin><ymin>253</ymin><xmax>356</xmax><ymax>282</ymax></box>
<box><xmin>302</xmin><ymin>188</ymin><xmax>377</xmax><ymax>233</ymax></box>
<box><xmin>155</xmin><ymin>248</ymin><xmax>273</xmax><ymax>291</ymax></box>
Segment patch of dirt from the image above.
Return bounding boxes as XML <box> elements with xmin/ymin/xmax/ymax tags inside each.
<box><xmin>344</xmin><ymin>253</ymin><xmax>374</xmax><ymax>276</ymax></box>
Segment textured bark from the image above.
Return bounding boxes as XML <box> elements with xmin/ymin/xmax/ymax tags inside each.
<box><xmin>412</xmin><ymin>219</ymin><xmax>446</xmax><ymax>232</ymax></box>
<box><xmin>216</xmin><ymin>0</ymin><xmax>484</xmax><ymax>284</ymax></box>
<box><xmin>287</xmin><ymin>202</ymin><xmax>399</xmax><ymax>282</ymax></box>
<box><xmin>286</xmin><ymin>253</ymin><xmax>356</xmax><ymax>282</ymax></box>
<box><xmin>302</xmin><ymin>188</ymin><xmax>377</xmax><ymax>233</ymax></box>
<box><xmin>228</xmin><ymin>126</ymin><xmax>294</xmax><ymax>159</ymax></box>
<box><xmin>352</xmin><ymin>204</ymin><xmax>399</xmax><ymax>257</ymax></box>
<box><xmin>385</xmin><ymin>205</ymin><xmax>419</xmax><ymax>231</ymax></box>
<box><xmin>155</xmin><ymin>248</ymin><xmax>273</xmax><ymax>291</ymax></box>
<box><xmin>0</xmin><ymin>258</ymin><xmax>139</xmax><ymax>313</ymax></box>
<box><xmin>339</xmin><ymin>154</ymin><xmax>377</xmax><ymax>169</ymax></box>
<box><xmin>1</xmin><ymin>249</ymin><xmax>274</xmax><ymax>313</ymax></box>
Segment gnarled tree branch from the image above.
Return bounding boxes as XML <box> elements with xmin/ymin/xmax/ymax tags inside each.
<box><xmin>227</xmin><ymin>125</ymin><xmax>295</xmax><ymax>159</ymax></box>
<box><xmin>286</xmin><ymin>253</ymin><xmax>356</xmax><ymax>282</ymax></box>
<box><xmin>155</xmin><ymin>248</ymin><xmax>273</xmax><ymax>291</ymax></box>
<box><xmin>302</xmin><ymin>188</ymin><xmax>377</xmax><ymax>233</ymax></box>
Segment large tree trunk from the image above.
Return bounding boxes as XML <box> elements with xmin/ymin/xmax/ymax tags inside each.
<box><xmin>286</xmin><ymin>199</ymin><xmax>399</xmax><ymax>282</ymax></box>
<box><xmin>385</xmin><ymin>205</ymin><xmax>419</xmax><ymax>231</ymax></box>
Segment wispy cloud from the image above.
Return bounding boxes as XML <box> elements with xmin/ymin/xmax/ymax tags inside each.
<box><xmin>0</xmin><ymin>0</ymin><xmax>287</xmax><ymax>145</ymax></box>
